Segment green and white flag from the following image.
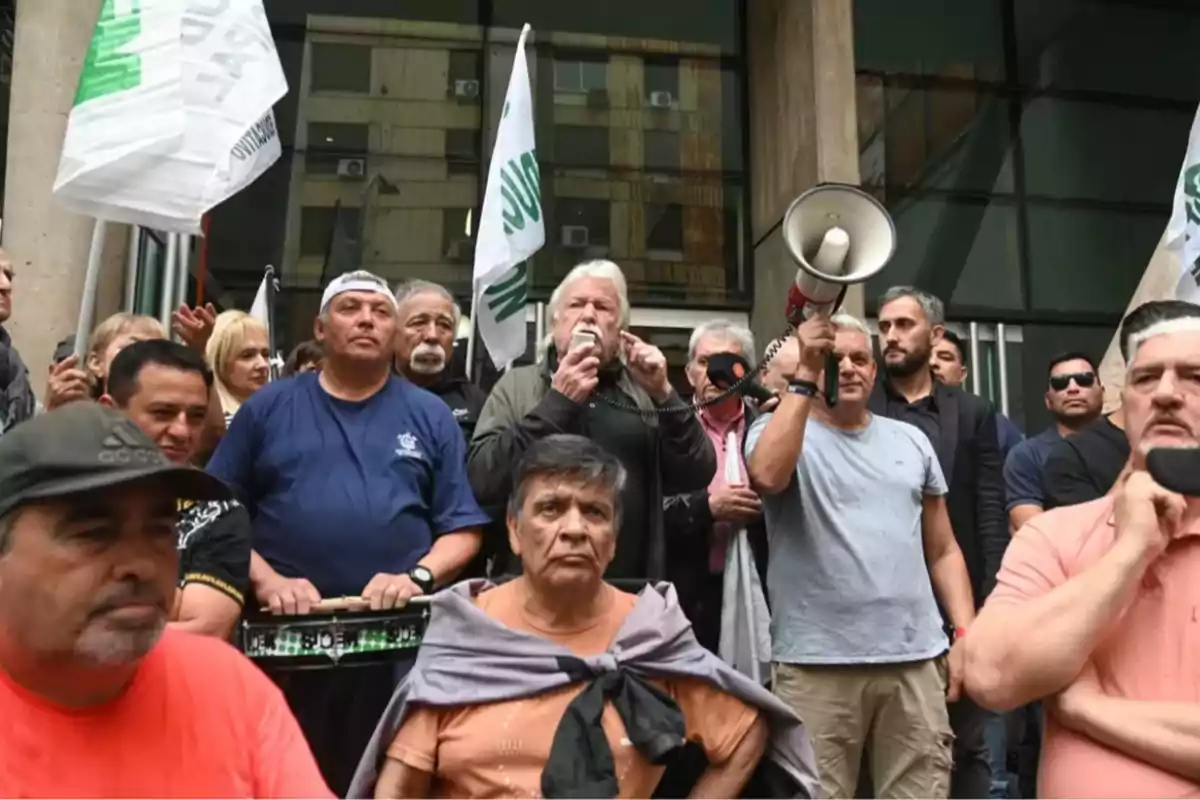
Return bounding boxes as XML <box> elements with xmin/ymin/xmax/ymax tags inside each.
<box><xmin>53</xmin><ymin>0</ymin><xmax>287</xmax><ymax>234</ymax></box>
<box><xmin>1169</xmin><ymin>104</ymin><xmax>1200</xmax><ymax>302</ymax></box>
<box><xmin>473</xmin><ymin>24</ymin><xmax>544</xmax><ymax>369</ymax></box>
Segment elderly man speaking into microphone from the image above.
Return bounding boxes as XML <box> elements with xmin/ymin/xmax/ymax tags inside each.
<box><xmin>469</xmin><ymin>259</ymin><xmax>715</xmax><ymax>582</ymax></box>
<box><xmin>354</xmin><ymin>434</ymin><xmax>819</xmax><ymax>799</ymax></box>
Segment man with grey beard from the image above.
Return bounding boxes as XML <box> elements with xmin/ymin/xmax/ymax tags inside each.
<box><xmin>394</xmin><ymin>280</ymin><xmax>487</xmax><ymax>442</ymax></box>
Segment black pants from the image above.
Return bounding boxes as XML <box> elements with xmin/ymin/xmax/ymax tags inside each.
<box><xmin>949</xmin><ymin>694</ymin><xmax>991</xmax><ymax>799</ymax></box>
<box><xmin>269</xmin><ymin>659</ymin><xmax>413</xmax><ymax>797</ymax></box>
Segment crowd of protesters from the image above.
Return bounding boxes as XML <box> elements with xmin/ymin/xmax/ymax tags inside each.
<box><xmin>0</xmin><ymin>243</ymin><xmax>1197</xmax><ymax>799</ymax></box>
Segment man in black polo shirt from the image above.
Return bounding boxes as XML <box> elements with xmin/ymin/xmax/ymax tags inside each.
<box><xmin>869</xmin><ymin>286</ymin><xmax>1007</xmax><ymax>800</ymax></box>
<box><xmin>393</xmin><ymin>280</ymin><xmax>487</xmax><ymax>443</ymax></box>
<box><xmin>100</xmin><ymin>339</ymin><xmax>250</xmax><ymax>639</ymax></box>
<box><xmin>1039</xmin><ymin>301</ymin><xmax>1199</xmax><ymax>509</ymax></box>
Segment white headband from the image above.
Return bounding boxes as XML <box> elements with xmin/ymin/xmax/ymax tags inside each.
<box><xmin>1125</xmin><ymin>317</ymin><xmax>1200</xmax><ymax>363</ymax></box>
<box><xmin>320</xmin><ymin>273</ymin><xmax>398</xmax><ymax>313</ymax></box>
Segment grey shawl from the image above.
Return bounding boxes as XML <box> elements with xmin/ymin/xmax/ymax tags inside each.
<box><xmin>347</xmin><ymin>580</ymin><xmax>818</xmax><ymax>798</ymax></box>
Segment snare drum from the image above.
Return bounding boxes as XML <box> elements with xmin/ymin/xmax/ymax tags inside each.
<box><xmin>239</xmin><ymin>596</ymin><xmax>430</xmax><ymax>670</ymax></box>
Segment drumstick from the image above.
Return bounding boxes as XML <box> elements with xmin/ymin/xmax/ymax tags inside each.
<box><xmin>258</xmin><ymin>594</ymin><xmax>432</xmax><ymax>613</ymax></box>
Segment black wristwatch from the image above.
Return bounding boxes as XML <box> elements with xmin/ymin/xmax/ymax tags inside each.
<box><xmin>407</xmin><ymin>565</ymin><xmax>436</xmax><ymax>595</ymax></box>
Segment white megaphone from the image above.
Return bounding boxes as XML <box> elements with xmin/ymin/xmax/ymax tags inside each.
<box><xmin>780</xmin><ymin>183</ymin><xmax>896</xmax><ymax>404</ymax></box>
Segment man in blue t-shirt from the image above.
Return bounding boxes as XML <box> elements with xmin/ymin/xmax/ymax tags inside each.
<box><xmin>206</xmin><ymin>270</ymin><xmax>488</xmax><ymax>794</ymax></box>
<box><xmin>1003</xmin><ymin>351</ymin><xmax>1103</xmax><ymax>533</ymax></box>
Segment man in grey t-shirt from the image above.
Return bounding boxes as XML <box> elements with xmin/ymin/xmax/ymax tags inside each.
<box><xmin>747</xmin><ymin>313</ymin><xmax>976</xmax><ymax>799</ymax></box>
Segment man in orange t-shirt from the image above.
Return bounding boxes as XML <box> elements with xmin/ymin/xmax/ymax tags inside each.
<box><xmin>0</xmin><ymin>404</ymin><xmax>332</xmax><ymax>798</ymax></box>
<box><xmin>964</xmin><ymin>300</ymin><xmax>1200</xmax><ymax>798</ymax></box>
<box><xmin>373</xmin><ymin>434</ymin><xmax>774</xmax><ymax>799</ymax></box>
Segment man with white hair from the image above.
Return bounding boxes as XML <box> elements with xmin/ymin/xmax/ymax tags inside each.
<box><xmin>207</xmin><ymin>270</ymin><xmax>489</xmax><ymax>794</ymax></box>
<box><xmin>664</xmin><ymin>319</ymin><xmax>767</xmax><ymax>654</ymax></box>
<box><xmin>965</xmin><ymin>300</ymin><xmax>1200</xmax><ymax>798</ymax></box>
<box><xmin>393</xmin><ymin>279</ymin><xmax>487</xmax><ymax>442</ymax></box>
<box><xmin>746</xmin><ymin>313</ymin><xmax>976</xmax><ymax>799</ymax></box>
<box><xmin>469</xmin><ymin>259</ymin><xmax>715</xmax><ymax>581</ymax></box>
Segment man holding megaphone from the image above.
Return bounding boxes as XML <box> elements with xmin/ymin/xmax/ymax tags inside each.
<box><xmin>745</xmin><ymin>313</ymin><xmax>977</xmax><ymax>799</ymax></box>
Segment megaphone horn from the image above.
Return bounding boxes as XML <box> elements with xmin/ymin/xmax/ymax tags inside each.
<box><xmin>782</xmin><ymin>183</ymin><xmax>896</xmax><ymax>324</ymax></box>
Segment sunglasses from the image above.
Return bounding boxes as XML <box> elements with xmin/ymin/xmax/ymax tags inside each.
<box><xmin>1049</xmin><ymin>372</ymin><xmax>1096</xmax><ymax>391</ymax></box>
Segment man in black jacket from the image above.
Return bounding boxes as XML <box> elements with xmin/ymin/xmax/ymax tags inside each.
<box><xmin>393</xmin><ymin>279</ymin><xmax>488</xmax><ymax>443</ymax></box>
<box><xmin>663</xmin><ymin>319</ymin><xmax>768</xmax><ymax>655</ymax></box>
<box><xmin>469</xmin><ymin>260</ymin><xmax>716</xmax><ymax>582</ymax></box>
<box><xmin>869</xmin><ymin>286</ymin><xmax>1008</xmax><ymax>800</ymax></box>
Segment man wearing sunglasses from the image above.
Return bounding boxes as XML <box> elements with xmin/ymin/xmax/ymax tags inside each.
<box><xmin>1003</xmin><ymin>353</ymin><xmax>1103</xmax><ymax>533</ymax></box>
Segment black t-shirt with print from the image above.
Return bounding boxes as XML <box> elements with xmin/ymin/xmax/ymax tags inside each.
<box><xmin>177</xmin><ymin>500</ymin><xmax>252</xmax><ymax>608</ymax></box>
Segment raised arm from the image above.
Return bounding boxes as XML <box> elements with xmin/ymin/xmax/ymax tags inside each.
<box><xmin>746</xmin><ymin>318</ymin><xmax>833</xmax><ymax>495</ymax></box>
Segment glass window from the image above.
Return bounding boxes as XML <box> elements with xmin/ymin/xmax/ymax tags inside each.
<box><xmin>1025</xmin><ymin>204</ymin><xmax>1163</xmax><ymax>316</ymax></box>
<box><xmin>447</xmin><ymin>49</ymin><xmax>482</xmax><ymax>101</ymax></box>
<box><xmin>644</xmin><ymin>130</ymin><xmax>681</xmax><ymax>174</ymax></box>
<box><xmin>646</xmin><ymin>204</ymin><xmax>684</xmax><ymax>254</ymax></box>
<box><xmin>445</xmin><ymin>128</ymin><xmax>480</xmax><ymax>176</ymax></box>
<box><xmin>310</xmin><ymin>42</ymin><xmax>372</xmax><ymax>93</ymax></box>
<box><xmin>854</xmin><ymin>0</ymin><xmax>1007</xmax><ymax>82</ymax></box>
<box><xmin>1020</xmin><ymin>99</ymin><xmax>1190</xmax><ymax>206</ymax></box>
<box><xmin>305</xmin><ymin>122</ymin><xmax>369</xmax><ymax>175</ymax></box>
<box><xmin>554</xmin><ymin>125</ymin><xmax>610</xmax><ymax>169</ymax></box>
<box><xmin>866</xmin><ymin>197</ymin><xmax>1024</xmax><ymax>312</ymax></box>
<box><xmin>1014</xmin><ymin>1</ymin><xmax>1200</xmax><ymax>101</ymax></box>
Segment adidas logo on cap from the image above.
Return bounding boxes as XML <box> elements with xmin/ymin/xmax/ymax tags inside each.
<box><xmin>98</xmin><ymin>422</ymin><xmax>167</xmax><ymax>467</ymax></box>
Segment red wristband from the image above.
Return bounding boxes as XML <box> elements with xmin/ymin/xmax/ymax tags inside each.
<box><xmin>954</xmin><ymin>626</ymin><xmax>968</xmax><ymax>641</ymax></box>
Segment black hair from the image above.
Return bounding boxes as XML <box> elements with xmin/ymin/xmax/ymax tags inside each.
<box><xmin>507</xmin><ymin>434</ymin><xmax>627</xmax><ymax>524</ymax></box>
<box><xmin>1046</xmin><ymin>351</ymin><xmax>1098</xmax><ymax>380</ymax></box>
<box><xmin>1119</xmin><ymin>300</ymin><xmax>1200</xmax><ymax>362</ymax></box>
<box><xmin>283</xmin><ymin>340</ymin><xmax>323</xmax><ymax>377</ymax></box>
<box><xmin>940</xmin><ymin>329</ymin><xmax>967</xmax><ymax>364</ymax></box>
<box><xmin>106</xmin><ymin>339</ymin><xmax>213</xmax><ymax>406</ymax></box>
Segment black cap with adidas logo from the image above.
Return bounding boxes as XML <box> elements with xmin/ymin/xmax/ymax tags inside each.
<box><xmin>0</xmin><ymin>402</ymin><xmax>231</xmax><ymax>519</ymax></box>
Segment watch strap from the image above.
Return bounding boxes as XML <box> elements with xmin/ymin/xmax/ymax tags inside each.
<box><xmin>787</xmin><ymin>379</ymin><xmax>819</xmax><ymax>398</ymax></box>
<box><xmin>407</xmin><ymin>566</ymin><xmax>435</xmax><ymax>594</ymax></box>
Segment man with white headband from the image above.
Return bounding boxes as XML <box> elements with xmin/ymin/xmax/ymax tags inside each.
<box><xmin>965</xmin><ymin>299</ymin><xmax>1200</xmax><ymax>797</ymax></box>
<box><xmin>207</xmin><ymin>270</ymin><xmax>489</xmax><ymax>794</ymax></box>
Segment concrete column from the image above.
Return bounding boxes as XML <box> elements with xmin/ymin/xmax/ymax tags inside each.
<box><xmin>3</xmin><ymin>0</ymin><xmax>127</xmax><ymax>394</ymax></box>
<box><xmin>746</xmin><ymin>0</ymin><xmax>862</xmax><ymax>354</ymax></box>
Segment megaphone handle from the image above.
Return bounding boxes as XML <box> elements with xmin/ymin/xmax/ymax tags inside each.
<box><xmin>824</xmin><ymin>352</ymin><xmax>839</xmax><ymax>407</ymax></box>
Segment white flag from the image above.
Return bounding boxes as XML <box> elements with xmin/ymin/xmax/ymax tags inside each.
<box><xmin>53</xmin><ymin>0</ymin><xmax>287</xmax><ymax>234</ymax></box>
<box><xmin>249</xmin><ymin>272</ymin><xmax>270</xmax><ymax>330</ymax></box>
<box><xmin>1168</xmin><ymin>104</ymin><xmax>1200</xmax><ymax>302</ymax></box>
<box><xmin>473</xmin><ymin>24</ymin><xmax>544</xmax><ymax>369</ymax></box>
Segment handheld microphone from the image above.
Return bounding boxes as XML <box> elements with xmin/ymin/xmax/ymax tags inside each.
<box><xmin>706</xmin><ymin>353</ymin><xmax>775</xmax><ymax>405</ymax></box>
<box><xmin>1146</xmin><ymin>447</ymin><xmax>1200</xmax><ymax>496</ymax></box>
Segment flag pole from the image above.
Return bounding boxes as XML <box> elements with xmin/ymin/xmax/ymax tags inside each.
<box><xmin>73</xmin><ymin>219</ymin><xmax>108</xmax><ymax>361</ymax></box>
<box><xmin>464</xmin><ymin>284</ymin><xmax>479</xmax><ymax>381</ymax></box>
<box><xmin>264</xmin><ymin>264</ymin><xmax>279</xmax><ymax>381</ymax></box>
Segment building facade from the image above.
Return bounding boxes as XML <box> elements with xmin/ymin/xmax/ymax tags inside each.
<box><xmin>3</xmin><ymin>0</ymin><xmax>1196</xmax><ymax>432</ymax></box>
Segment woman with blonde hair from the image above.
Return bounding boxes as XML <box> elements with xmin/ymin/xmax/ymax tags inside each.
<box><xmin>205</xmin><ymin>310</ymin><xmax>270</xmax><ymax>424</ymax></box>
<box><xmin>45</xmin><ymin>312</ymin><xmax>164</xmax><ymax>410</ymax></box>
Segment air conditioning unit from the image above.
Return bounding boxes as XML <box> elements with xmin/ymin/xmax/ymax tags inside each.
<box><xmin>336</xmin><ymin>158</ymin><xmax>366</xmax><ymax>179</ymax></box>
<box><xmin>648</xmin><ymin>90</ymin><xmax>673</xmax><ymax>109</ymax></box>
<box><xmin>561</xmin><ymin>225</ymin><xmax>590</xmax><ymax>248</ymax></box>
<box><xmin>454</xmin><ymin>79</ymin><xmax>480</xmax><ymax>100</ymax></box>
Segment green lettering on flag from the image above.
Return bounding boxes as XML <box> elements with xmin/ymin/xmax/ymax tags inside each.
<box><xmin>75</xmin><ymin>0</ymin><xmax>143</xmax><ymax>105</ymax></box>
<box><xmin>1186</xmin><ymin>164</ymin><xmax>1200</xmax><ymax>226</ymax></box>
<box><xmin>484</xmin><ymin>263</ymin><xmax>529</xmax><ymax>323</ymax></box>
<box><xmin>501</xmin><ymin>149</ymin><xmax>542</xmax><ymax>235</ymax></box>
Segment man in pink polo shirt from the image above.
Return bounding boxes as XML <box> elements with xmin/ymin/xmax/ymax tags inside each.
<box><xmin>964</xmin><ymin>299</ymin><xmax>1200</xmax><ymax>798</ymax></box>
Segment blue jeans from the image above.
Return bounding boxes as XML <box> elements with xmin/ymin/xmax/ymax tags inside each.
<box><xmin>984</xmin><ymin>711</ymin><xmax>1021</xmax><ymax>798</ymax></box>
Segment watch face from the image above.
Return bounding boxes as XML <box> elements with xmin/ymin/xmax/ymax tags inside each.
<box><xmin>412</xmin><ymin>566</ymin><xmax>433</xmax><ymax>582</ymax></box>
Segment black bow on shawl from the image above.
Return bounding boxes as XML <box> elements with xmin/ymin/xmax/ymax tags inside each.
<box><xmin>541</xmin><ymin>656</ymin><xmax>687</xmax><ymax>799</ymax></box>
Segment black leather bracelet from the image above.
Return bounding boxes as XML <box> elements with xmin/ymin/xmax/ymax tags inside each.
<box><xmin>786</xmin><ymin>379</ymin><xmax>819</xmax><ymax>397</ymax></box>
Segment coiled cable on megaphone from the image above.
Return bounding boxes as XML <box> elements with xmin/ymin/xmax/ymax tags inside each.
<box><xmin>588</xmin><ymin>182</ymin><xmax>896</xmax><ymax>420</ymax></box>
